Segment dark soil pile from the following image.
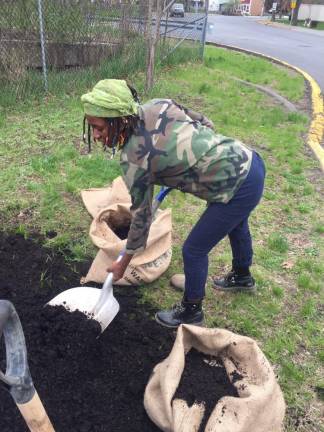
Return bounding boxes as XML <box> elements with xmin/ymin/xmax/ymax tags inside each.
<box><xmin>173</xmin><ymin>349</ymin><xmax>241</xmax><ymax>432</ymax></box>
<box><xmin>0</xmin><ymin>233</ymin><xmax>239</xmax><ymax>432</ymax></box>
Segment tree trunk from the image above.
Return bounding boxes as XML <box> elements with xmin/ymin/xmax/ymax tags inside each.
<box><xmin>145</xmin><ymin>0</ymin><xmax>163</xmax><ymax>91</ymax></box>
<box><xmin>146</xmin><ymin>0</ymin><xmax>154</xmax><ymax>91</ymax></box>
<box><xmin>290</xmin><ymin>0</ymin><xmax>302</xmax><ymax>25</ymax></box>
<box><xmin>278</xmin><ymin>0</ymin><xmax>283</xmax><ymax>18</ymax></box>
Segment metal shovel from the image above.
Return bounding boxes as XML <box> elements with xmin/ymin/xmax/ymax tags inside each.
<box><xmin>0</xmin><ymin>300</ymin><xmax>55</xmax><ymax>432</ymax></box>
<box><xmin>48</xmin><ymin>187</ymin><xmax>172</xmax><ymax>332</ymax></box>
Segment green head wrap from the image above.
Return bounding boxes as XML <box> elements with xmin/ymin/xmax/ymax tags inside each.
<box><xmin>81</xmin><ymin>79</ymin><xmax>139</xmax><ymax>118</ymax></box>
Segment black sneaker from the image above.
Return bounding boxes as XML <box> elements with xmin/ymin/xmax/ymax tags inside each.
<box><xmin>213</xmin><ymin>271</ymin><xmax>256</xmax><ymax>293</ymax></box>
<box><xmin>155</xmin><ymin>300</ymin><xmax>204</xmax><ymax>328</ymax></box>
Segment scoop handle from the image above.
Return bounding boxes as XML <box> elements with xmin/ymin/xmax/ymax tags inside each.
<box><xmin>0</xmin><ymin>300</ymin><xmax>55</xmax><ymax>431</ymax></box>
<box><xmin>17</xmin><ymin>391</ymin><xmax>55</xmax><ymax>432</ymax></box>
<box><xmin>101</xmin><ymin>252</ymin><xmax>124</xmax><ymax>292</ymax></box>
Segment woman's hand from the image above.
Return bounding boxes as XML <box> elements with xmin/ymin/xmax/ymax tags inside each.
<box><xmin>107</xmin><ymin>260</ymin><xmax>126</xmax><ymax>281</ymax></box>
<box><xmin>107</xmin><ymin>253</ymin><xmax>133</xmax><ymax>281</ymax></box>
<box><xmin>202</xmin><ymin>116</ymin><xmax>214</xmax><ymax>130</ymax></box>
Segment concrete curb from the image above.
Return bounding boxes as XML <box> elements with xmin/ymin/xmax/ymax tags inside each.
<box><xmin>234</xmin><ymin>78</ymin><xmax>298</xmax><ymax>112</ymax></box>
<box><xmin>206</xmin><ymin>42</ymin><xmax>324</xmax><ymax>172</ymax></box>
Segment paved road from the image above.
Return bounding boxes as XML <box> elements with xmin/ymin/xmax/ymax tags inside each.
<box><xmin>206</xmin><ymin>16</ymin><xmax>324</xmax><ymax>92</ymax></box>
<box><xmin>92</xmin><ymin>13</ymin><xmax>206</xmax><ymax>41</ymax></box>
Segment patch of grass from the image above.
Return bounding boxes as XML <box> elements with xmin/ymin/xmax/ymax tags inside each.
<box><xmin>281</xmin><ymin>361</ymin><xmax>305</xmax><ymax>384</ymax></box>
<box><xmin>297</xmin><ymin>273</ymin><xmax>321</xmax><ymax>293</ymax></box>
<box><xmin>198</xmin><ymin>83</ymin><xmax>212</xmax><ymax>94</ymax></box>
<box><xmin>297</xmin><ymin>203</ymin><xmax>312</xmax><ymax>214</ymax></box>
<box><xmin>302</xmin><ymin>183</ymin><xmax>314</xmax><ymax>196</ymax></box>
<box><xmin>287</xmin><ymin>111</ymin><xmax>307</xmax><ymax>123</ymax></box>
<box><xmin>272</xmin><ymin>285</ymin><xmax>284</xmax><ymax>298</ymax></box>
<box><xmin>314</xmin><ymin>223</ymin><xmax>324</xmax><ymax>234</ymax></box>
<box><xmin>265</xmin><ymin>331</ymin><xmax>297</xmax><ymax>363</ymax></box>
<box><xmin>268</xmin><ymin>232</ymin><xmax>289</xmax><ymax>253</ymax></box>
<box><xmin>257</xmin><ymin>247</ymin><xmax>285</xmax><ymax>270</ymax></box>
<box><xmin>300</xmin><ymin>298</ymin><xmax>316</xmax><ymax>318</ymax></box>
<box><xmin>15</xmin><ymin>224</ymin><xmax>29</xmax><ymax>239</ymax></box>
<box><xmin>295</xmin><ymin>257</ymin><xmax>324</xmax><ymax>279</ymax></box>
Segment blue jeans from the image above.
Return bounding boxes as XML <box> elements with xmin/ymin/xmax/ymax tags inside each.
<box><xmin>183</xmin><ymin>151</ymin><xmax>266</xmax><ymax>301</ymax></box>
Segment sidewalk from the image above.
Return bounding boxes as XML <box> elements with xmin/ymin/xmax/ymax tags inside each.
<box><xmin>259</xmin><ymin>19</ymin><xmax>324</xmax><ymax>37</ymax></box>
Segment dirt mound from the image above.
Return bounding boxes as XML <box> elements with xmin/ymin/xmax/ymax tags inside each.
<box><xmin>0</xmin><ymin>233</ymin><xmax>172</xmax><ymax>431</ymax></box>
<box><xmin>0</xmin><ymin>233</ymin><xmax>237</xmax><ymax>432</ymax></box>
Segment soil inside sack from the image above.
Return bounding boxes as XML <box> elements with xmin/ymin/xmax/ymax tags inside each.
<box><xmin>111</xmin><ymin>222</ymin><xmax>130</xmax><ymax>240</ymax></box>
<box><xmin>102</xmin><ymin>209</ymin><xmax>131</xmax><ymax>240</ymax></box>
<box><xmin>173</xmin><ymin>349</ymin><xmax>241</xmax><ymax>432</ymax></box>
<box><xmin>0</xmin><ymin>233</ymin><xmax>175</xmax><ymax>432</ymax></box>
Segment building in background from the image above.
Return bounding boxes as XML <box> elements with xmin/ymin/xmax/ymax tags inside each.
<box><xmin>208</xmin><ymin>0</ymin><xmax>264</xmax><ymax>14</ymax></box>
<box><xmin>234</xmin><ymin>0</ymin><xmax>264</xmax><ymax>14</ymax></box>
<box><xmin>182</xmin><ymin>0</ymin><xmax>206</xmax><ymax>11</ymax></box>
<box><xmin>209</xmin><ymin>0</ymin><xmax>221</xmax><ymax>10</ymax></box>
<box><xmin>208</xmin><ymin>0</ymin><xmax>233</xmax><ymax>11</ymax></box>
<box><xmin>298</xmin><ymin>0</ymin><xmax>324</xmax><ymax>23</ymax></box>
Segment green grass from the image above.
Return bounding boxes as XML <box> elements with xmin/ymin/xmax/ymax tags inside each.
<box><xmin>204</xmin><ymin>46</ymin><xmax>305</xmax><ymax>102</ymax></box>
<box><xmin>0</xmin><ymin>46</ymin><xmax>323</xmax><ymax>430</ymax></box>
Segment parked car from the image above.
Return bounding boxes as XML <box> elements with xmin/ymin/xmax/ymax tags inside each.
<box><xmin>170</xmin><ymin>3</ymin><xmax>185</xmax><ymax>18</ymax></box>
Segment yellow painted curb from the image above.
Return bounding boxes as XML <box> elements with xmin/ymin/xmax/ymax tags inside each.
<box><xmin>207</xmin><ymin>43</ymin><xmax>324</xmax><ymax>171</ymax></box>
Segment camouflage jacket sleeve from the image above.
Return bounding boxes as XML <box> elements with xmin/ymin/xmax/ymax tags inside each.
<box><xmin>172</xmin><ymin>100</ymin><xmax>215</xmax><ymax>130</ymax></box>
<box><xmin>121</xmin><ymin>162</ymin><xmax>153</xmax><ymax>255</ymax></box>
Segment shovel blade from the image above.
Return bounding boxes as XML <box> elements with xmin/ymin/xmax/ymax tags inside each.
<box><xmin>48</xmin><ymin>287</ymin><xmax>120</xmax><ymax>332</ymax></box>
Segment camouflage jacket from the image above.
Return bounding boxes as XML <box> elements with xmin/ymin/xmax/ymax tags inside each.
<box><xmin>120</xmin><ymin>99</ymin><xmax>252</xmax><ymax>254</ymax></box>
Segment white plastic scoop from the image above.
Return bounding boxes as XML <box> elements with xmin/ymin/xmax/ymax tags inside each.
<box><xmin>48</xmin><ymin>253</ymin><xmax>123</xmax><ymax>332</ymax></box>
<box><xmin>48</xmin><ymin>187</ymin><xmax>172</xmax><ymax>332</ymax></box>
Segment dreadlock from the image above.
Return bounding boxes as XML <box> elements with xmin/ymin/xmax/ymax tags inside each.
<box><xmin>83</xmin><ymin>116</ymin><xmax>92</xmax><ymax>152</ymax></box>
<box><xmin>105</xmin><ymin>115</ymin><xmax>139</xmax><ymax>151</ymax></box>
<box><xmin>83</xmin><ymin>83</ymin><xmax>140</xmax><ymax>154</ymax></box>
<box><xmin>127</xmin><ymin>83</ymin><xmax>140</xmax><ymax>104</ymax></box>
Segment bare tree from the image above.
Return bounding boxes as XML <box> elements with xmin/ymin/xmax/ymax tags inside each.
<box><xmin>146</xmin><ymin>0</ymin><xmax>163</xmax><ymax>90</ymax></box>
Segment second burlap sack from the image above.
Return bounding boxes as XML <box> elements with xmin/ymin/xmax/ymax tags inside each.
<box><xmin>81</xmin><ymin>176</ymin><xmax>172</xmax><ymax>285</ymax></box>
<box><xmin>144</xmin><ymin>324</ymin><xmax>285</xmax><ymax>432</ymax></box>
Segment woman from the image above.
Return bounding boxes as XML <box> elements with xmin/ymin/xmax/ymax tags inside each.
<box><xmin>81</xmin><ymin>79</ymin><xmax>266</xmax><ymax>328</ymax></box>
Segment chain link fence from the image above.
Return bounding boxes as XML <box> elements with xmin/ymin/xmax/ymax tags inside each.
<box><xmin>0</xmin><ymin>0</ymin><xmax>208</xmax><ymax>108</ymax></box>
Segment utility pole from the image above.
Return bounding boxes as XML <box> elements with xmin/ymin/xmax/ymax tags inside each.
<box><xmin>37</xmin><ymin>0</ymin><xmax>48</xmax><ymax>92</ymax></box>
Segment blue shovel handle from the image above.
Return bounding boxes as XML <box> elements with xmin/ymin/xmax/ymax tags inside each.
<box><xmin>151</xmin><ymin>187</ymin><xmax>172</xmax><ymax>216</ymax></box>
<box><xmin>156</xmin><ymin>187</ymin><xmax>173</xmax><ymax>203</ymax></box>
<box><xmin>118</xmin><ymin>185</ymin><xmax>172</xmax><ymax>259</ymax></box>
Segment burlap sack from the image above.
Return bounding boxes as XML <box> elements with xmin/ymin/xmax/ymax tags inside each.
<box><xmin>144</xmin><ymin>324</ymin><xmax>285</xmax><ymax>432</ymax></box>
<box><xmin>81</xmin><ymin>176</ymin><xmax>172</xmax><ymax>285</ymax></box>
